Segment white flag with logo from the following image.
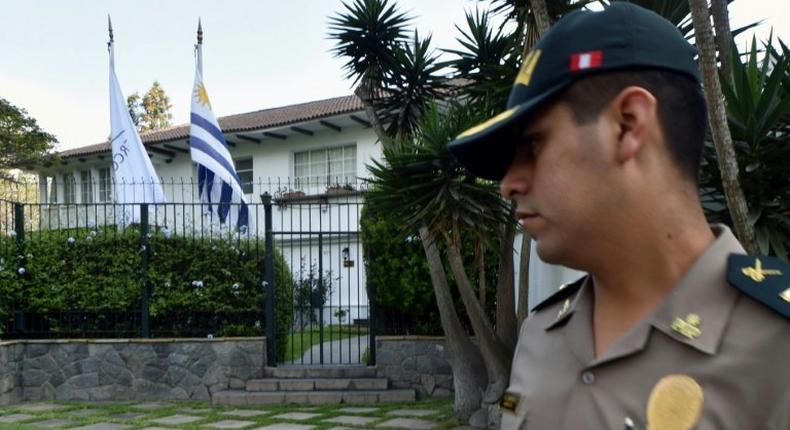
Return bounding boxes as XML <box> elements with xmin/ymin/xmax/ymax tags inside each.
<box><xmin>108</xmin><ymin>40</ymin><xmax>166</xmax><ymax>224</ymax></box>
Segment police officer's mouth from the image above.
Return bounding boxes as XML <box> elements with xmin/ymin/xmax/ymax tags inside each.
<box><xmin>516</xmin><ymin>210</ymin><xmax>540</xmax><ymax>221</ymax></box>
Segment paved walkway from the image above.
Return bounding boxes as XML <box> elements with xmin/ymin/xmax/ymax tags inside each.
<box><xmin>0</xmin><ymin>400</ymin><xmax>465</xmax><ymax>430</ymax></box>
<box><xmin>296</xmin><ymin>335</ymin><xmax>369</xmax><ymax>365</ymax></box>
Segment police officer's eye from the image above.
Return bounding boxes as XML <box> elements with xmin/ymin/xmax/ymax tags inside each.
<box><xmin>523</xmin><ymin>134</ymin><xmax>544</xmax><ymax>159</ymax></box>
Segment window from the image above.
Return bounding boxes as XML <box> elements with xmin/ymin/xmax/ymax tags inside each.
<box><xmin>234</xmin><ymin>158</ymin><xmax>253</xmax><ymax>195</ymax></box>
<box><xmin>80</xmin><ymin>170</ymin><xmax>93</xmax><ymax>204</ymax></box>
<box><xmin>294</xmin><ymin>144</ymin><xmax>356</xmax><ymax>187</ymax></box>
<box><xmin>99</xmin><ymin>167</ymin><xmax>112</xmax><ymax>202</ymax></box>
<box><xmin>63</xmin><ymin>172</ymin><xmax>76</xmax><ymax>204</ymax></box>
<box><xmin>45</xmin><ymin>176</ymin><xmax>57</xmax><ymax>204</ymax></box>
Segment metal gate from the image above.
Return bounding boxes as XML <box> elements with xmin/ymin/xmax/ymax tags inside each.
<box><xmin>262</xmin><ymin>192</ymin><xmax>374</xmax><ymax>366</ymax></box>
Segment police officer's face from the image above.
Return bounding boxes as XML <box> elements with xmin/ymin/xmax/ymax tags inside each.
<box><xmin>500</xmin><ymin>101</ymin><xmax>615</xmax><ymax>267</ymax></box>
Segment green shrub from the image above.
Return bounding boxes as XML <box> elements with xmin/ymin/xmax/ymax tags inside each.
<box><xmin>0</xmin><ymin>225</ymin><xmax>293</xmax><ymax>362</ymax></box>
<box><xmin>361</xmin><ymin>204</ymin><xmax>501</xmax><ymax>335</ymax></box>
<box><xmin>361</xmin><ymin>205</ymin><xmax>443</xmax><ymax>334</ymax></box>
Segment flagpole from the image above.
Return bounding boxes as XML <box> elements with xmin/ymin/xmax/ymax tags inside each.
<box><xmin>107</xmin><ymin>15</ymin><xmax>114</xmax><ymax>61</ymax></box>
<box><xmin>196</xmin><ymin>18</ymin><xmax>203</xmax><ymax>75</ymax></box>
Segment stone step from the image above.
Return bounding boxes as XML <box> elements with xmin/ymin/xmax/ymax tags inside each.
<box><xmin>247</xmin><ymin>377</ymin><xmax>388</xmax><ymax>392</ymax></box>
<box><xmin>213</xmin><ymin>389</ymin><xmax>416</xmax><ymax>406</ymax></box>
<box><xmin>263</xmin><ymin>366</ymin><xmax>377</xmax><ymax>379</ymax></box>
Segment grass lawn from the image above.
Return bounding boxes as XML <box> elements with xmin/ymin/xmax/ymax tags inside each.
<box><xmin>282</xmin><ymin>324</ymin><xmax>370</xmax><ymax>363</ymax></box>
<box><xmin>0</xmin><ymin>397</ymin><xmax>458</xmax><ymax>429</ymax></box>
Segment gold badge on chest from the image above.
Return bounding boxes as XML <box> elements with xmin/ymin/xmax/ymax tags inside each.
<box><xmin>646</xmin><ymin>374</ymin><xmax>704</xmax><ymax>430</ymax></box>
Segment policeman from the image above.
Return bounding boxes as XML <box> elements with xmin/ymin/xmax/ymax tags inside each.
<box><xmin>448</xmin><ymin>3</ymin><xmax>789</xmax><ymax>429</ymax></box>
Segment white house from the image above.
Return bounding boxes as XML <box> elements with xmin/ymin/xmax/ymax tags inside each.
<box><xmin>27</xmin><ymin>93</ymin><xmax>580</xmax><ymax>326</ymax></box>
<box><xmin>31</xmin><ymin>94</ymin><xmax>380</xmax><ymax>326</ymax></box>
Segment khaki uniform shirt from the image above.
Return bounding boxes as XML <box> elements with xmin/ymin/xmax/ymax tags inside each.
<box><xmin>502</xmin><ymin>226</ymin><xmax>790</xmax><ymax>429</ymax></box>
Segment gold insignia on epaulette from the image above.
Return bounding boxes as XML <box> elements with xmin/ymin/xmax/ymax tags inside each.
<box><xmin>728</xmin><ymin>254</ymin><xmax>790</xmax><ymax>319</ymax></box>
<box><xmin>500</xmin><ymin>390</ymin><xmax>521</xmax><ymax>412</ymax></box>
<box><xmin>671</xmin><ymin>313</ymin><xmax>702</xmax><ymax>339</ymax></box>
<box><xmin>741</xmin><ymin>258</ymin><xmax>782</xmax><ymax>282</ymax></box>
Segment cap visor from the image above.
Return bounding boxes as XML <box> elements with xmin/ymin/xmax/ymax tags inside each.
<box><xmin>448</xmin><ymin>82</ymin><xmax>569</xmax><ymax>180</ymax></box>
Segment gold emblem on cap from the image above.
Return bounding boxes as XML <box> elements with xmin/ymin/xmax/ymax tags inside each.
<box><xmin>646</xmin><ymin>374</ymin><xmax>704</xmax><ymax>430</ymax></box>
<box><xmin>780</xmin><ymin>288</ymin><xmax>790</xmax><ymax>303</ymax></box>
<box><xmin>456</xmin><ymin>107</ymin><xmax>518</xmax><ymax>139</ymax></box>
<box><xmin>671</xmin><ymin>313</ymin><xmax>701</xmax><ymax>339</ymax></box>
<box><xmin>515</xmin><ymin>49</ymin><xmax>542</xmax><ymax>87</ymax></box>
<box><xmin>741</xmin><ymin>258</ymin><xmax>782</xmax><ymax>282</ymax></box>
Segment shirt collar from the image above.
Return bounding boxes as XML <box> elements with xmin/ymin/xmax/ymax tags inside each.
<box><xmin>543</xmin><ymin>224</ymin><xmax>744</xmax><ymax>359</ymax></box>
<box><xmin>651</xmin><ymin>224</ymin><xmax>744</xmax><ymax>355</ymax></box>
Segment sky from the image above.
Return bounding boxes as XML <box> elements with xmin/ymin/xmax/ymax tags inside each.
<box><xmin>1</xmin><ymin>0</ymin><xmax>788</xmax><ymax>152</ymax></box>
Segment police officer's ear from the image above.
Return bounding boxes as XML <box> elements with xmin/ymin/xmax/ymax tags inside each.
<box><xmin>608</xmin><ymin>86</ymin><xmax>659</xmax><ymax>165</ymax></box>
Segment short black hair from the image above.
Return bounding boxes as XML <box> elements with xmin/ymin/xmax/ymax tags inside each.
<box><xmin>557</xmin><ymin>69</ymin><xmax>707</xmax><ymax>182</ymax></box>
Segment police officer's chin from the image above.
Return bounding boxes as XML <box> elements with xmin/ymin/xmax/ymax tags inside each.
<box><xmin>534</xmin><ymin>237</ymin><xmax>578</xmax><ymax>269</ymax></box>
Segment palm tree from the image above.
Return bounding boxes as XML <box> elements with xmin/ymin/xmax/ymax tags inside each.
<box><xmin>331</xmin><ymin>1</ymin><xmax>518</xmax><ymax>420</ymax></box>
<box><xmin>328</xmin><ymin>0</ymin><xmax>412</xmax><ymax>147</ymax></box>
<box><xmin>689</xmin><ymin>0</ymin><xmax>757</xmax><ymax>252</ymax></box>
<box><xmin>710</xmin><ymin>0</ymin><xmax>733</xmax><ymax>83</ymax></box>
<box><xmin>365</xmin><ymin>102</ymin><xmax>514</xmax><ymax>419</ymax></box>
<box><xmin>707</xmin><ymin>37</ymin><xmax>790</xmax><ymax>259</ymax></box>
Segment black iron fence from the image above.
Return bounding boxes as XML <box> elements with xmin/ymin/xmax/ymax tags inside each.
<box><xmin>0</xmin><ymin>177</ymin><xmax>392</xmax><ymax>366</ymax></box>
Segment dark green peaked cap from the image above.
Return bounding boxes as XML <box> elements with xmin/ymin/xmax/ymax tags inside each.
<box><xmin>448</xmin><ymin>2</ymin><xmax>700</xmax><ymax>180</ymax></box>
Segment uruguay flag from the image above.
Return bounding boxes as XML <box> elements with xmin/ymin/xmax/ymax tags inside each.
<box><xmin>189</xmin><ymin>59</ymin><xmax>249</xmax><ymax>230</ymax></box>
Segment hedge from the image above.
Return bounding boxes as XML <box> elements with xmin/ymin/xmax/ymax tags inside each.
<box><xmin>0</xmin><ymin>225</ymin><xmax>293</xmax><ymax>362</ymax></box>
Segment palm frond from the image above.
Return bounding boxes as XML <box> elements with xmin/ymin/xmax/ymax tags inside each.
<box><xmin>328</xmin><ymin>0</ymin><xmax>413</xmax><ymax>85</ymax></box>
<box><xmin>364</xmin><ymin>102</ymin><xmax>514</xmax><ymax>248</ymax></box>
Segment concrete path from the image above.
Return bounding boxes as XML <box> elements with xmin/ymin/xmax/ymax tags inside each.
<box><xmin>294</xmin><ymin>335</ymin><xmax>369</xmax><ymax>365</ymax></box>
<box><xmin>0</xmin><ymin>401</ymin><xmax>465</xmax><ymax>430</ymax></box>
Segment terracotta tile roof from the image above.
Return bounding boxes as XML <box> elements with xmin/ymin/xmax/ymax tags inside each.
<box><xmin>59</xmin><ymin>94</ymin><xmax>364</xmax><ymax>158</ymax></box>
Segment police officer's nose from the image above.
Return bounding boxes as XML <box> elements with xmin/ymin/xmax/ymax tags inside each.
<box><xmin>500</xmin><ymin>163</ymin><xmax>531</xmax><ymax>200</ymax></box>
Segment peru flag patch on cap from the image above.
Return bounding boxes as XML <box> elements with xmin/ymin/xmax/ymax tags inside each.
<box><xmin>570</xmin><ymin>51</ymin><xmax>603</xmax><ymax>71</ymax></box>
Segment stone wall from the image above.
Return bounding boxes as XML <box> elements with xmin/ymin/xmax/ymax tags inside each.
<box><xmin>0</xmin><ymin>338</ymin><xmax>265</xmax><ymax>404</ymax></box>
<box><xmin>0</xmin><ymin>342</ymin><xmax>23</xmax><ymax>404</ymax></box>
<box><xmin>376</xmin><ymin>336</ymin><xmax>453</xmax><ymax>398</ymax></box>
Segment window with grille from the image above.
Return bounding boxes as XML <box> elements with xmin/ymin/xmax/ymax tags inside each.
<box><xmin>234</xmin><ymin>158</ymin><xmax>254</xmax><ymax>195</ymax></box>
<box><xmin>99</xmin><ymin>167</ymin><xmax>112</xmax><ymax>202</ymax></box>
<box><xmin>63</xmin><ymin>172</ymin><xmax>76</xmax><ymax>204</ymax></box>
<box><xmin>80</xmin><ymin>170</ymin><xmax>93</xmax><ymax>203</ymax></box>
<box><xmin>293</xmin><ymin>144</ymin><xmax>356</xmax><ymax>187</ymax></box>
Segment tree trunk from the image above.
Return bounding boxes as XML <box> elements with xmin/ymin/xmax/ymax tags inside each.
<box><xmin>476</xmin><ymin>241</ymin><xmax>486</xmax><ymax>308</ymax></box>
<box><xmin>529</xmin><ymin>0</ymin><xmax>551</xmax><ymax>37</ymax></box>
<box><xmin>354</xmin><ymin>73</ymin><xmax>393</xmax><ymax>149</ymax></box>
<box><xmin>445</xmin><ymin>241</ymin><xmax>512</xmax><ymax>404</ymax></box>
<box><xmin>419</xmin><ymin>226</ymin><xmax>487</xmax><ymax>420</ymax></box>
<box><xmin>496</xmin><ymin>215</ymin><xmax>518</xmax><ymax>354</ymax></box>
<box><xmin>711</xmin><ymin>0</ymin><xmax>733</xmax><ymax>86</ymax></box>
<box><xmin>517</xmin><ymin>232</ymin><xmax>532</xmax><ymax>328</ymax></box>
<box><xmin>688</xmin><ymin>0</ymin><xmax>757</xmax><ymax>253</ymax></box>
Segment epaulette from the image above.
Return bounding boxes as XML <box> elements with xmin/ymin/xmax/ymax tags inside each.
<box><xmin>531</xmin><ymin>276</ymin><xmax>586</xmax><ymax>312</ymax></box>
<box><xmin>727</xmin><ymin>254</ymin><xmax>790</xmax><ymax>319</ymax></box>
